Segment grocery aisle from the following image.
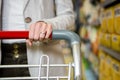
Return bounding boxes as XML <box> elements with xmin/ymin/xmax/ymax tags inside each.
<box><xmin>76</xmin><ymin>0</ymin><xmax>120</xmax><ymax>80</ymax></box>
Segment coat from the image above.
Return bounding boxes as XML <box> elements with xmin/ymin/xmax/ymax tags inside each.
<box><xmin>0</xmin><ymin>0</ymin><xmax>75</xmax><ymax>79</ymax></box>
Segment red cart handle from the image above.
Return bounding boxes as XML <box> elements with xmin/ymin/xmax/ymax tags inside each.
<box><xmin>0</xmin><ymin>31</ymin><xmax>52</xmax><ymax>39</ymax></box>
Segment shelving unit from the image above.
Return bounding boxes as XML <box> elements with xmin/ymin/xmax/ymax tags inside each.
<box><xmin>99</xmin><ymin>45</ymin><xmax>120</xmax><ymax>61</ymax></box>
<box><xmin>82</xmin><ymin>57</ymin><xmax>98</xmax><ymax>80</ymax></box>
<box><xmin>89</xmin><ymin>53</ymin><xmax>99</xmax><ymax>76</ymax></box>
<box><xmin>101</xmin><ymin>0</ymin><xmax>120</xmax><ymax>8</ymax></box>
<box><xmin>98</xmin><ymin>0</ymin><xmax>120</xmax><ymax>80</ymax></box>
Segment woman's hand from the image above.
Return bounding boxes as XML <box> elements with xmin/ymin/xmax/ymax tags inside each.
<box><xmin>26</xmin><ymin>21</ymin><xmax>52</xmax><ymax>46</ymax></box>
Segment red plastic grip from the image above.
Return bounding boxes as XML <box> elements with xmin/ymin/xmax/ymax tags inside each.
<box><xmin>0</xmin><ymin>31</ymin><xmax>29</xmax><ymax>39</ymax></box>
<box><xmin>0</xmin><ymin>31</ymin><xmax>52</xmax><ymax>39</ymax></box>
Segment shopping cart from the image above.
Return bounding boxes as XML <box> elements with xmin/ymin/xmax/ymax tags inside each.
<box><xmin>0</xmin><ymin>30</ymin><xmax>81</xmax><ymax>80</ymax></box>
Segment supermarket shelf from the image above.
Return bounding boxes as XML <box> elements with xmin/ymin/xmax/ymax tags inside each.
<box><xmin>101</xmin><ymin>0</ymin><xmax>120</xmax><ymax>8</ymax></box>
<box><xmin>88</xmin><ymin>53</ymin><xmax>99</xmax><ymax>76</ymax></box>
<box><xmin>82</xmin><ymin>58</ymin><xmax>98</xmax><ymax>80</ymax></box>
<box><xmin>99</xmin><ymin>45</ymin><xmax>120</xmax><ymax>61</ymax></box>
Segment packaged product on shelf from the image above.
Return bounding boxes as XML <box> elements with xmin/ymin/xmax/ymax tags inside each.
<box><xmin>99</xmin><ymin>32</ymin><xmax>103</xmax><ymax>45</ymax></box>
<box><xmin>112</xmin><ymin>59</ymin><xmax>120</xmax><ymax>80</ymax></box>
<box><xmin>99</xmin><ymin>74</ymin><xmax>106</xmax><ymax>80</ymax></box>
<box><xmin>105</xmin><ymin>55</ymin><xmax>113</xmax><ymax>80</ymax></box>
<box><xmin>112</xmin><ymin>34</ymin><xmax>120</xmax><ymax>52</ymax></box>
<box><xmin>99</xmin><ymin>50</ymin><xmax>107</xmax><ymax>80</ymax></box>
<box><xmin>106</xmin><ymin>7</ymin><xmax>114</xmax><ymax>33</ymax></box>
<box><xmin>99</xmin><ymin>50</ymin><xmax>106</xmax><ymax>75</ymax></box>
<box><xmin>102</xmin><ymin>33</ymin><xmax>106</xmax><ymax>46</ymax></box>
<box><xmin>114</xmin><ymin>4</ymin><xmax>120</xmax><ymax>34</ymax></box>
<box><xmin>101</xmin><ymin>10</ymin><xmax>107</xmax><ymax>32</ymax></box>
<box><xmin>99</xmin><ymin>32</ymin><xmax>106</xmax><ymax>46</ymax></box>
<box><xmin>105</xmin><ymin>33</ymin><xmax>112</xmax><ymax>48</ymax></box>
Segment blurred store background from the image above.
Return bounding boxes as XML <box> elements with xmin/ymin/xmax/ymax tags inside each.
<box><xmin>62</xmin><ymin>0</ymin><xmax>120</xmax><ymax>80</ymax></box>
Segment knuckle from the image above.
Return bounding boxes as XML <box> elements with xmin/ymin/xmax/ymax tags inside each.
<box><xmin>49</xmin><ymin>24</ymin><xmax>52</xmax><ymax>28</ymax></box>
<box><xmin>34</xmin><ymin>37</ymin><xmax>39</xmax><ymax>40</ymax></box>
<box><xmin>29</xmin><ymin>34</ymin><xmax>34</xmax><ymax>39</ymax></box>
<box><xmin>49</xmin><ymin>28</ymin><xmax>52</xmax><ymax>31</ymax></box>
<box><xmin>36</xmin><ymin>22</ymin><xmax>40</xmax><ymax>27</ymax></box>
<box><xmin>43</xmin><ymin>23</ymin><xmax>47</xmax><ymax>27</ymax></box>
<box><xmin>48</xmin><ymin>25</ymin><xmax>52</xmax><ymax>29</ymax></box>
<box><xmin>48</xmin><ymin>24</ymin><xmax>52</xmax><ymax>27</ymax></box>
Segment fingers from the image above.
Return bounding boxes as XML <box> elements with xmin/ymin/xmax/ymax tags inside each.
<box><xmin>39</xmin><ymin>23</ymin><xmax>47</xmax><ymax>41</ymax></box>
<box><xmin>29</xmin><ymin>24</ymin><xmax>36</xmax><ymax>40</ymax></box>
<box><xmin>45</xmin><ymin>24</ymin><xmax>52</xmax><ymax>39</ymax></box>
<box><xmin>27</xmin><ymin>22</ymin><xmax>52</xmax><ymax>46</ymax></box>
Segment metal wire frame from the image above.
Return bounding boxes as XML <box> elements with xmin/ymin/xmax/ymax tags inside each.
<box><xmin>0</xmin><ymin>55</ymin><xmax>73</xmax><ymax>80</ymax></box>
<box><xmin>0</xmin><ymin>30</ymin><xmax>81</xmax><ymax>80</ymax></box>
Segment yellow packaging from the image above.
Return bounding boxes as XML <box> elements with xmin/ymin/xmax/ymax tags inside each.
<box><xmin>112</xmin><ymin>59</ymin><xmax>120</xmax><ymax>80</ymax></box>
<box><xmin>99</xmin><ymin>32</ymin><xmax>104</xmax><ymax>45</ymax></box>
<box><xmin>99</xmin><ymin>74</ymin><xmax>103</xmax><ymax>80</ymax></box>
<box><xmin>114</xmin><ymin>4</ymin><xmax>120</xmax><ymax>34</ymax></box>
<box><xmin>99</xmin><ymin>50</ymin><xmax>106</xmax><ymax>74</ymax></box>
<box><xmin>101</xmin><ymin>10</ymin><xmax>107</xmax><ymax>32</ymax></box>
<box><xmin>99</xmin><ymin>32</ymin><xmax>106</xmax><ymax>46</ymax></box>
<box><xmin>105</xmin><ymin>55</ymin><xmax>113</xmax><ymax>79</ymax></box>
<box><xmin>105</xmin><ymin>33</ymin><xmax>111</xmax><ymax>48</ymax></box>
<box><xmin>102</xmin><ymin>33</ymin><xmax>106</xmax><ymax>46</ymax></box>
<box><xmin>99</xmin><ymin>74</ymin><xmax>106</xmax><ymax>80</ymax></box>
<box><xmin>112</xmin><ymin>34</ymin><xmax>120</xmax><ymax>52</ymax></box>
<box><xmin>106</xmin><ymin>7</ymin><xmax>114</xmax><ymax>33</ymax></box>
